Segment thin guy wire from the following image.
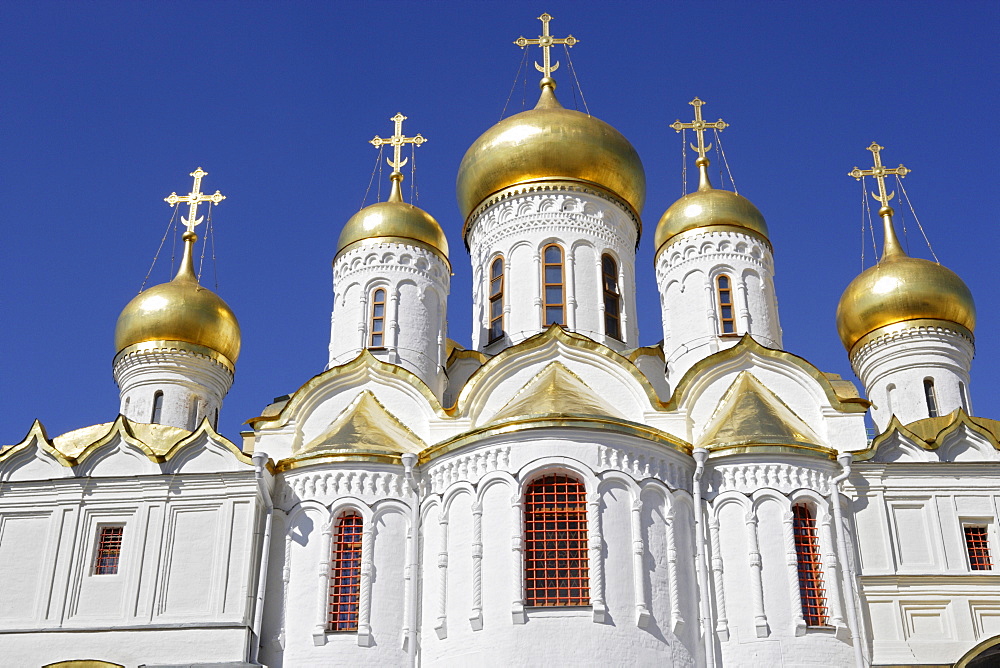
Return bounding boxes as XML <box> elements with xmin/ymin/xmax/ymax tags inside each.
<box><xmin>360</xmin><ymin>146</ymin><xmax>383</xmax><ymax>210</ymax></box>
<box><xmin>863</xmin><ymin>179</ymin><xmax>878</xmax><ymax>263</ymax></box>
<box><xmin>169</xmin><ymin>210</ymin><xmax>178</xmax><ymax>277</ymax></box>
<box><xmin>681</xmin><ymin>128</ymin><xmax>688</xmax><ymax>196</ymax></box>
<box><xmin>198</xmin><ymin>205</ymin><xmax>208</xmax><ymax>279</ymax></box>
<box><xmin>564</xmin><ymin>44</ymin><xmax>590</xmax><ymax>115</ymax></box>
<box><xmin>714</xmin><ymin>127</ymin><xmax>737</xmax><ymax>194</ymax></box>
<box><xmin>140</xmin><ymin>204</ymin><xmax>180</xmax><ymax>292</ymax></box>
<box><xmin>896</xmin><ymin>174</ymin><xmax>939</xmax><ymax>262</ymax></box>
<box><xmin>500</xmin><ymin>48</ymin><xmax>529</xmax><ymax>120</ymax></box>
<box><xmin>377</xmin><ymin>148</ymin><xmax>384</xmax><ymax>202</ymax></box>
<box><xmin>860</xmin><ymin>178</ymin><xmax>867</xmax><ymax>270</ymax></box>
<box><xmin>208</xmin><ymin>203</ymin><xmax>219</xmax><ymax>290</ymax></box>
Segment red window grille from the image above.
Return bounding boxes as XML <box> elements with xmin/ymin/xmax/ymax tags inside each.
<box><xmin>328</xmin><ymin>512</ymin><xmax>364</xmax><ymax>631</ymax></box>
<box><xmin>524</xmin><ymin>474</ymin><xmax>589</xmax><ymax>606</ymax></box>
<box><xmin>94</xmin><ymin>526</ymin><xmax>124</xmax><ymax>575</ymax></box>
<box><xmin>965</xmin><ymin>526</ymin><xmax>993</xmax><ymax>571</ymax></box>
<box><xmin>716</xmin><ymin>274</ymin><xmax>736</xmax><ymax>335</ymax></box>
<box><xmin>792</xmin><ymin>504</ymin><xmax>828</xmax><ymax>626</ymax></box>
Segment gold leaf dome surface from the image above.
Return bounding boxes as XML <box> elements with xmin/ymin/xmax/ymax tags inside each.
<box><xmin>655</xmin><ymin>182</ymin><xmax>769</xmax><ymax>254</ymax></box>
<box><xmin>337</xmin><ymin>196</ymin><xmax>449</xmax><ymax>259</ymax></box>
<box><xmin>836</xmin><ymin>252</ymin><xmax>976</xmax><ymax>352</ymax></box>
<box><xmin>456</xmin><ymin>83</ymin><xmax>646</xmax><ymax>221</ymax></box>
<box><xmin>115</xmin><ymin>238</ymin><xmax>241</xmax><ymax>365</ymax></box>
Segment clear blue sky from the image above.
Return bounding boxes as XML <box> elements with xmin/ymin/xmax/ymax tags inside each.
<box><xmin>3</xmin><ymin>1</ymin><xmax>997</xmax><ymax>444</ymax></box>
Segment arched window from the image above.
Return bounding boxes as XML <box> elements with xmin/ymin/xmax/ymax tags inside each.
<box><xmin>151</xmin><ymin>391</ymin><xmax>164</xmax><ymax>424</ymax></box>
<box><xmin>329</xmin><ymin>511</ymin><xmax>364</xmax><ymax>631</ymax></box>
<box><xmin>489</xmin><ymin>256</ymin><xmax>504</xmax><ymax>342</ymax></box>
<box><xmin>960</xmin><ymin>381</ymin><xmax>970</xmax><ymax>413</ymax></box>
<box><xmin>542</xmin><ymin>244</ymin><xmax>565</xmax><ymax>326</ymax></box>
<box><xmin>716</xmin><ymin>274</ymin><xmax>736</xmax><ymax>335</ymax></box>
<box><xmin>189</xmin><ymin>398</ymin><xmax>200</xmax><ymax>430</ymax></box>
<box><xmin>924</xmin><ymin>378</ymin><xmax>939</xmax><ymax>418</ymax></box>
<box><xmin>792</xmin><ymin>504</ymin><xmax>828</xmax><ymax>626</ymax></box>
<box><xmin>369</xmin><ymin>288</ymin><xmax>386</xmax><ymax>348</ymax></box>
<box><xmin>524</xmin><ymin>474</ymin><xmax>589</xmax><ymax>606</ymax></box>
<box><xmin>602</xmin><ymin>254</ymin><xmax>621</xmax><ymax>341</ymax></box>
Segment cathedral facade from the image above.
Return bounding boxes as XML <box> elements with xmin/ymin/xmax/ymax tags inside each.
<box><xmin>3</xmin><ymin>14</ymin><xmax>999</xmax><ymax>668</ymax></box>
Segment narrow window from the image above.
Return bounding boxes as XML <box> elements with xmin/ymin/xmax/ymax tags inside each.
<box><xmin>792</xmin><ymin>504</ymin><xmax>828</xmax><ymax>626</ymax></box>
<box><xmin>716</xmin><ymin>274</ymin><xmax>736</xmax><ymax>335</ymax></box>
<box><xmin>885</xmin><ymin>383</ymin><xmax>896</xmax><ymax>418</ymax></box>
<box><xmin>542</xmin><ymin>244</ymin><xmax>565</xmax><ymax>326</ymax></box>
<box><xmin>369</xmin><ymin>288</ymin><xmax>386</xmax><ymax>348</ymax></box>
<box><xmin>151</xmin><ymin>391</ymin><xmax>164</xmax><ymax>424</ymax></box>
<box><xmin>524</xmin><ymin>474</ymin><xmax>589</xmax><ymax>606</ymax></box>
<box><xmin>924</xmin><ymin>378</ymin><xmax>939</xmax><ymax>418</ymax></box>
<box><xmin>960</xmin><ymin>381</ymin><xmax>970</xmax><ymax>413</ymax></box>
<box><xmin>602</xmin><ymin>254</ymin><xmax>621</xmax><ymax>341</ymax></box>
<box><xmin>489</xmin><ymin>256</ymin><xmax>504</xmax><ymax>342</ymax></box>
<box><xmin>965</xmin><ymin>526</ymin><xmax>992</xmax><ymax>571</ymax></box>
<box><xmin>213</xmin><ymin>408</ymin><xmax>218</xmax><ymax>429</ymax></box>
<box><xmin>189</xmin><ymin>398</ymin><xmax>199</xmax><ymax>430</ymax></box>
<box><xmin>94</xmin><ymin>526</ymin><xmax>124</xmax><ymax>575</ymax></box>
<box><xmin>329</xmin><ymin>512</ymin><xmax>364</xmax><ymax>631</ymax></box>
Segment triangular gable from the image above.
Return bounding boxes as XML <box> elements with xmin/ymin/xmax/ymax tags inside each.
<box><xmin>697</xmin><ymin>371</ymin><xmax>825</xmax><ymax>452</ymax></box>
<box><xmin>299</xmin><ymin>391</ymin><xmax>425</xmax><ymax>456</ymax></box>
<box><xmin>488</xmin><ymin>362</ymin><xmax>627</xmax><ymax>425</ymax></box>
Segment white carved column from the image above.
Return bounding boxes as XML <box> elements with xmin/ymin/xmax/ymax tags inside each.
<box><xmin>510</xmin><ymin>497</ymin><xmax>526</xmax><ymax>624</ymax></box>
<box><xmin>665</xmin><ymin>505</ymin><xmax>684</xmax><ymax>634</ymax></box>
<box><xmin>388</xmin><ymin>291</ymin><xmax>401</xmax><ymax>362</ymax></box>
<box><xmin>782</xmin><ymin>509</ymin><xmax>807</xmax><ymax>636</ymax></box>
<box><xmin>532</xmin><ymin>251</ymin><xmax>543</xmax><ymax>329</ymax></box>
<box><xmin>356</xmin><ymin>523</ymin><xmax>375</xmax><ymax>646</ymax></box>
<box><xmin>736</xmin><ymin>282</ymin><xmax>751</xmax><ymax>333</ymax></box>
<box><xmin>709</xmin><ymin>516</ymin><xmax>729</xmax><ymax>641</ymax></box>
<box><xmin>745</xmin><ymin>510</ymin><xmax>769</xmax><ymax>637</ymax></box>
<box><xmin>820</xmin><ymin>511</ymin><xmax>848</xmax><ymax>633</ymax></box>
<box><xmin>470</xmin><ymin>501</ymin><xmax>484</xmax><ymax>630</ymax></box>
<box><xmin>566</xmin><ymin>251</ymin><xmax>577</xmax><ymax>329</ymax></box>
<box><xmin>435</xmin><ymin>515</ymin><xmax>449</xmax><ymax>639</ymax></box>
<box><xmin>630</xmin><ymin>497</ymin><xmax>651</xmax><ymax>628</ymax></box>
<box><xmin>312</xmin><ymin>519</ymin><xmax>335</xmax><ymax>646</ymax></box>
<box><xmin>588</xmin><ymin>490</ymin><xmax>607</xmax><ymax>623</ymax></box>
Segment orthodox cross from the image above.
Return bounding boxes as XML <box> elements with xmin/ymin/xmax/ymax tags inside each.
<box><xmin>370</xmin><ymin>113</ymin><xmax>426</xmax><ymax>172</ymax></box>
<box><xmin>848</xmin><ymin>142</ymin><xmax>911</xmax><ymax>206</ymax></box>
<box><xmin>514</xmin><ymin>13</ymin><xmax>578</xmax><ymax>78</ymax></box>
<box><xmin>164</xmin><ymin>167</ymin><xmax>226</xmax><ymax>233</ymax></box>
<box><xmin>669</xmin><ymin>98</ymin><xmax>729</xmax><ymax>160</ymax></box>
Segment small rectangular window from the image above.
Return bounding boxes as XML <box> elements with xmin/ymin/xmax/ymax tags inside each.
<box><xmin>965</xmin><ymin>526</ymin><xmax>992</xmax><ymax>571</ymax></box>
<box><xmin>94</xmin><ymin>526</ymin><xmax>124</xmax><ymax>575</ymax></box>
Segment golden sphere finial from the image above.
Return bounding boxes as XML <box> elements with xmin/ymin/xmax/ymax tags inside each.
<box><xmin>539</xmin><ymin>76</ymin><xmax>556</xmax><ymax>90</ymax></box>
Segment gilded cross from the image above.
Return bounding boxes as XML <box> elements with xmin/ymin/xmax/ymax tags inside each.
<box><xmin>848</xmin><ymin>142</ymin><xmax>911</xmax><ymax>205</ymax></box>
<box><xmin>164</xmin><ymin>167</ymin><xmax>226</xmax><ymax>233</ymax></box>
<box><xmin>370</xmin><ymin>113</ymin><xmax>426</xmax><ymax>172</ymax></box>
<box><xmin>514</xmin><ymin>13</ymin><xmax>578</xmax><ymax>79</ymax></box>
<box><xmin>669</xmin><ymin>98</ymin><xmax>729</xmax><ymax>160</ymax></box>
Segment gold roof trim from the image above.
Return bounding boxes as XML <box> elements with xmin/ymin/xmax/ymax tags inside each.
<box><xmin>246</xmin><ymin>349</ymin><xmax>448</xmax><ymax>427</ymax></box>
<box><xmin>697</xmin><ymin>371</ymin><xmax>829</xmax><ymax>457</ymax></box>
<box><xmin>298</xmin><ymin>390</ymin><xmax>425</xmax><ymax>456</ymax></box>
<box><xmin>422</xmin><ymin>414</ymin><xmax>691</xmax><ymax>464</ymax></box>
<box><xmin>848</xmin><ymin>319</ymin><xmax>973</xmax><ymax>358</ymax></box>
<box><xmin>624</xmin><ymin>344</ymin><xmax>665</xmax><ymax>364</ymax></box>
<box><xmin>853</xmin><ymin>408</ymin><xmax>1000</xmax><ymax>461</ymax></box>
<box><xmin>275</xmin><ymin>451</ymin><xmax>403</xmax><ymax>473</ymax></box>
<box><xmin>453</xmin><ymin>325</ymin><xmax>664</xmax><ymax>415</ymax></box>
<box><xmin>666</xmin><ymin>334</ymin><xmax>870</xmax><ymax>413</ymax></box>
<box><xmin>114</xmin><ymin>340</ymin><xmax>235</xmax><ymax>373</ymax></box>
<box><xmin>1</xmin><ymin>416</ymin><xmax>254</xmax><ymax>469</ymax></box>
<box><xmin>486</xmin><ymin>361</ymin><xmax>627</xmax><ymax>425</ymax></box>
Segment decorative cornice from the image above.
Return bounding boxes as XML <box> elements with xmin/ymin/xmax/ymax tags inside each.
<box><xmin>113</xmin><ymin>340</ymin><xmax>235</xmax><ymax>374</ymax></box>
<box><xmin>853</xmin><ymin>407</ymin><xmax>1000</xmax><ymax>461</ymax></box>
<box><xmin>848</xmin><ymin>318</ymin><xmax>974</xmax><ymax>360</ymax></box>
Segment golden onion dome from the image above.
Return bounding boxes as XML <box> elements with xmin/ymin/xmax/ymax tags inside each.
<box><xmin>456</xmin><ymin>78</ymin><xmax>646</xmax><ymax>224</ymax></box>
<box><xmin>336</xmin><ymin>173</ymin><xmax>448</xmax><ymax>260</ymax></box>
<box><xmin>654</xmin><ymin>158</ymin><xmax>769</xmax><ymax>255</ymax></box>
<box><xmin>115</xmin><ymin>231</ymin><xmax>241</xmax><ymax>366</ymax></box>
<box><xmin>836</xmin><ymin>206</ymin><xmax>975</xmax><ymax>352</ymax></box>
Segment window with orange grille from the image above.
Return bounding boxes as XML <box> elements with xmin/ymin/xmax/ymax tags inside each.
<box><xmin>524</xmin><ymin>474</ymin><xmax>589</xmax><ymax>606</ymax></box>
<box><xmin>369</xmin><ymin>288</ymin><xmax>386</xmax><ymax>348</ymax></box>
<box><xmin>792</xmin><ymin>504</ymin><xmax>828</xmax><ymax>626</ymax></box>
<box><xmin>489</xmin><ymin>256</ymin><xmax>504</xmax><ymax>342</ymax></box>
<box><xmin>716</xmin><ymin>274</ymin><xmax>736</xmax><ymax>335</ymax></box>
<box><xmin>542</xmin><ymin>244</ymin><xmax>565</xmax><ymax>326</ymax></box>
<box><xmin>328</xmin><ymin>512</ymin><xmax>364</xmax><ymax>631</ymax></box>
<box><xmin>94</xmin><ymin>525</ymin><xmax>124</xmax><ymax>575</ymax></box>
<box><xmin>965</xmin><ymin>526</ymin><xmax>993</xmax><ymax>570</ymax></box>
<box><xmin>602</xmin><ymin>254</ymin><xmax>621</xmax><ymax>341</ymax></box>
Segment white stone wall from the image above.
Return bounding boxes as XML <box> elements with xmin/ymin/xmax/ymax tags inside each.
<box><xmin>329</xmin><ymin>241</ymin><xmax>450</xmax><ymax>397</ymax></box>
<box><xmin>113</xmin><ymin>346</ymin><xmax>233</xmax><ymax>429</ymax></box>
<box><xmin>0</xmin><ymin>443</ymin><xmax>263</xmax><ymax>668</ymax></box>
<box><xmin>465</xmin><ymin>186</ymin><xmax>640</xmax><ymax>352</ymax></box>
<box><xmin>851</xmin><ymin>325</ymin><xmax>975</xmax><ymax>430</ymax></box>
<box><xmin>656</xmin><ymin>229</ymin><xmax>781</xmax><ymax>383</ymax></box>
<box><xmin>849</xmin><ymin>455</ymin><xmax>1000</xmax><ymax>666</ymax></box>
